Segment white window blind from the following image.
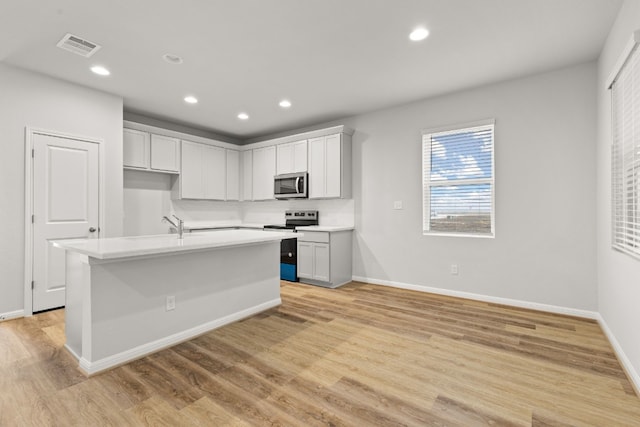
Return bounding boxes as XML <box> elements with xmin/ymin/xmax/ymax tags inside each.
<box><xmin>422</xmin><ymin>121</ymin><xmax>495</xmax><ymax>237</ymax></box>
<box><xmin>611</xmin><ymin>41</ymin><xmax>640</xmax><ymax>258</ymax></box>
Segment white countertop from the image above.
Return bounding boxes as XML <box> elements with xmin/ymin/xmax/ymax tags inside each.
<box><xmin>183</xmin><ymin>221</ymin><xmax>354</xmax><ymax>233</ymax></box>
<box><xmin>183</xmin><ymin>221</ymin><xmax>264</xmax><ymax>231</ymax></box>
<box><xmin>295</xmin><ymin>225</ymin><xmax>355</xmax><ymax>232</ymax></box>
<box><xmin>53</xmin><ymin>229</ymin><xmax>294</xmax><ymax>260</ymax></box>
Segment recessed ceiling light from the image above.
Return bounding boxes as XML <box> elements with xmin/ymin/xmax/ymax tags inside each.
<box><xmin>237</xmin><ymin>113</ymin><xmax>249</xmax><ymax>120</ymax></box>
<box><xmin>409</xmin><ymin>27</ymin><xmax>429</xmax><ymax>41</ymax></box>
<box><xmin>279</xmin><ymin>99</ymin><xmax>292</xmax><ymax>108</ymax></box>
<box><xmin>163</xmin><ymin>53</ymin><xmax>184</xmax><ymax>64</ymax></box>
<box><xmin>90</xmin><ymin>65</ymin><xmax>110</xmax><ymax>76</ymax></box>
<box><xmin>184</xmin><ymin>96</ymin><xmax>198</xmax><ymax>104</ymax></box>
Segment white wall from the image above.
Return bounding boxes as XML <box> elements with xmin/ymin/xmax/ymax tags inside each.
<box><xmin>173</xmin><ymin>200</ymin><xmax>243</xmax><ymax>224</ymax></box>
<box><xmin>0</xmin><ymin>64</ymin><xmax>123</xmax><ymax>316</ymax></box>
<box><xmin>123</xmin><ymin>170</ymin><xmax>173</xmax><ymax>236</ymax></box>
<box><xmin>596</xmin><ymin>0</ymin><xmax>640</xmax><ymax>386</ymax></box>
<box><xmin>242</xmin><ymin>199</ymin><xmax>354</xmax><ymax>226</ymax></box>
<box><xmin>277</xmin><ymin>63</ymin><xmax>597</xmax><ymax>311</ymax></box>
<box><xmin>251</xmin><ymin>63</ymin><xmax>598</xmax><ymax>312</ymax></box>
<box><xmin>122</xmin><ymin>176</ymin><xmax>354</xmax><ymax>230</ymax></box>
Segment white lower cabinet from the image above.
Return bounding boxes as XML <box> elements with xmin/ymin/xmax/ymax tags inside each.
<box><xmin>298</xmin><ymin>241</ymin><xmax>330</xmax><ymax>282</ymax></box>
<box><xmin>310</xmin><ymin>243</ymin><xmax>330</xmax><ymax>282</ymax></box>
<box><xmin>297</xmin><ymin>230</ymin><xmax>352</xmax><ymax>288</ymax></box>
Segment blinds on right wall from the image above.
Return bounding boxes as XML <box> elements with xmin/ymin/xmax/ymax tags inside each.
<box><xmin>611</xmin><ymin>32</ymin><xmax>640</xmax><ymax>259</ymax></box>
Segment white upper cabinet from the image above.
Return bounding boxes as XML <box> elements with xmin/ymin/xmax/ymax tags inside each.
<box><xmin>252</xmin><ymin>146</ymin><xmax>276</xmax><ymax>200</ymax></box>
<box><xmin>123</xmin><ymin>129</ymin><xmax>150</xmax><ymax>169</ymax></box>
<box><xmin>179</xmin><ymin>140</ymin><xmax>204</xmax><ymax>199</ymax></box>
<box><xmin>241</xmin><ymin>150</ymin><xmax>253</xmax><ymax>201</ymax></box>
<box><xmin>309</xmin><ymin>137</ymin><xmax>326</xmax><ymax>198</ymax></box>
<box><xmin>202</xmin><ymin>145</ymin><xmax>226</xmax><ymax>200</ymax></box>
<box><xmin>150</xmin><ymin>134</ymin><xmax>180</xmax><ymax>173</ymax></box>
<box><xmin>226</xmin><ymin>149</ymin><xmax>240</xmax><ymax>201</ymax></box>
<box><xmin>308</xmin><ymin>133</ymin><xmax>351</xmax><ymax>199</ymax></box>
<box><xmin>276</xmin><ymin>140</ymin><xmax>307</xmax><ymax>175</ymax></box>
<box><xmin>325</xmin><ymin>134</ymin><xmax>341</xmax><ymax>198</ymax></box>
<box><xmin>177</xmin><ymin>141</ymin><xmax>225</xmax><ymax>200</ymax></box>
<box><xmin>123</xmin><ymin>129</ymin><xmax>179</xmax><ymax>173</ymax></box>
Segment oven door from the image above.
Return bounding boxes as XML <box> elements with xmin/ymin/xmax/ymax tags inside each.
<box><xmin>281</xmin><ymin>237</ymin><xmax>297</xmax><ymax>265</ymax></box>
<box><xmin>274</xmin><ymin>173</ymin><xmax>307</xmax><ymax>199</ymax></box>
<box><xmin>280</xmin><ymin>237</ymin><xmax>298</xmax><ymax>281</ymax></box>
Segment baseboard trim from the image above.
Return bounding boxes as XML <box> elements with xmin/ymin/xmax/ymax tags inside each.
<box><xmin>596</xmin><ymin>314</ymin><xmax>640</xmax><ymax>395</ymax></box>
<box><xmin>64</xmin><ymin>343</ymin><xmax>82</xmax><ymax>362</ymax></box>
<box><xmin>0</xmin><ymin>309</ymin><xmax>24</xmax><ymax>322</ymax></box>
<box><xmin>351</xmin><ymin>276</ymin><xmax>599</xmax><ymax>319</ymax></box>
<box><xmin>74</xmin><ymin>298</ymin><xmax>281</xmax><ymax>376</ymax></box>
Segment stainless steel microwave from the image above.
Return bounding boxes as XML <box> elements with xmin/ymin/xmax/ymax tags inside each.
<box><xmin>274</xmin><ymin>172</ymin><xmax>308</xmax><ymax>199</ymax></box>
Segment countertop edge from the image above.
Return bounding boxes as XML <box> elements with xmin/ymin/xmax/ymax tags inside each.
<box><xmin>53</xmin><ymin>231</ymin><xmax>293</xmax><ymax>260</ymax></box>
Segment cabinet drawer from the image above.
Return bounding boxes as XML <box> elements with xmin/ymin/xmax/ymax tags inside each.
<box><xmin>297</xmin><ymin>231</ymin><xmax>329</xmax><ymax>243</ymax></box>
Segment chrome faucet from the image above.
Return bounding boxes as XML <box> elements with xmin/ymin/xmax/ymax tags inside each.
<box><xmin>162</xmin><ymin>215</ymin><xmax>184</xmax><ymax>239</ymax></box>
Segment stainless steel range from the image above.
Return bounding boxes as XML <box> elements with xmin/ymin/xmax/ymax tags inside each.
<box><xmin>264</xmin><ymin>210</ymin><xmax>318</xmax><ymax>281</ymax></box>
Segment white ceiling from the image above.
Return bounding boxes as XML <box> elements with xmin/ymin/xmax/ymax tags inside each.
<box><xmin>0</xmin><ymin>0</ymin><xmax>622</xmax><ymax>140</ymax></box>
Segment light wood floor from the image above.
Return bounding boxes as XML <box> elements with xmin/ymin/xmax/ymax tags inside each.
<box><xmin>1</xmin><ymin>281</ymin><xmax>639</xmax><ymax>426</ymax></box>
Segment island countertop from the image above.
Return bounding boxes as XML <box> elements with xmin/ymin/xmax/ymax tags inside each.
<box><xmin>54</xmin><ymin>229</ymin><xmax>295</xmax><ymax>260</ymax></box>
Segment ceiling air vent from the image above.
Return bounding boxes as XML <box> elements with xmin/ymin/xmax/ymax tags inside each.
<box><xmin>56</xmin><ymin>33</ymin><xmax>101</xmax><ymax>58</ymax></box>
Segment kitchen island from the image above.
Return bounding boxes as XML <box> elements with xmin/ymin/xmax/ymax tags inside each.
<box><xmin>54</xmin><ymin>229</ymin><xmax>292</xmax><ymax>375</ymax></box>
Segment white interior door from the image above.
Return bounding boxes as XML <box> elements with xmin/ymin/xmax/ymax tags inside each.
<box><xmin>32</xmin><ymin>133</ymin><xmax>99</xmax><ymax>312</ymax></box>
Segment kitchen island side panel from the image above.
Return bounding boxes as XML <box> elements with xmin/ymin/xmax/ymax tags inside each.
<box><xmin>82</xmin><ymin>241</ymin><xmax>280</xmax><ymax>364</ymax></box>
<box><xmin>64</xmin><ymin>251</ymin><xmax>89</xmax><ymax>359</ymax></box>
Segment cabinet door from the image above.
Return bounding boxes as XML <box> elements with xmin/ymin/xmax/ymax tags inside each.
<box><xmin>180</xmin><ymin>141</ymin><xmax>203</xmax><ymax>199</ymax></box>
<box><xmin>308</xmin><ymin>137</ymin><xmax>325</xmax><ymax>198</ymax></box>
<box><xmin>325</xmin><ymin>134</ymin><xmax>341</xmax><ymax>198</ymax></box>
<box><xmin>313</xmin><ymin>243</ymin><xmax>330</xmax><ymax>282</ymax></box>
<box><xmin>252</xmin><ymin>146</ymin><xmax>276</xmax><ymax>200</ymax></box>
<box><xmin>276</xmin><ymin>143</ymin><xmax>294</xmax><ymax>175</ymax></box>
<box><xmin>123</xmin><ymin>129</ymin><xmax>150</xmax><ymax>169</ymax></box>
<box><xmin>203</xmin><ymin>145</ymin><xmax>226</xmax><ymax>200</ymax></box>
<box><xmin>226</xmin><ymin>149</ymin><xmax>240</xmax><ymax>201</ymax></box>
<box><xmin>150</xmin><ymin>134</ymin><xmax>180</xmax><ymax>172</ymax></box>
<box><xmin>297</xmin><ymin>241</ymin><xmax>314</xmax><ymax>279</ymax></box>
<box><xmin>292</xmin><ymin>140</ymin><xmax>308</xmax><ymax>172</ymax></box>
<box><xmin>241</xmin><ymin>150</ymin><xmax>253</xmax><ymax>201</ymax></box>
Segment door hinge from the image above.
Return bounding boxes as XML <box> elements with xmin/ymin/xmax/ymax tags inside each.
<box><xmin>32</xmin><ymin>214</ymin><xmax>34</xmax><ymax>224</ymax></box>
<box><xmin>31</xmin><ymin>148</ymin><xmax>34</xmax><ymax>158</ymax></box>
<box><xmin>31</xmin><ymin>281</ymin><xmax>34</xmax><ymax>290</ymax></box>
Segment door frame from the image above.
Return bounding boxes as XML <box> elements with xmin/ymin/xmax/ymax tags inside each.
<box><xmin>23</xmin><ymin>127</ymin><xmax>105</xmax><ymax>316</ymax></box>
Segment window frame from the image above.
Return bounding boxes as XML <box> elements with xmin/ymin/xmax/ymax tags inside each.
<box><xmin>422</xmin><ymin>119</ymin><xmax>496</xmax><ymax>238</ymax></box>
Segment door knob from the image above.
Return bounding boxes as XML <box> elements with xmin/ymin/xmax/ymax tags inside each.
<box><xmin>89</xmin><ymin>227</ymin><xmax>96</xmax><ymax>232</ymax></box>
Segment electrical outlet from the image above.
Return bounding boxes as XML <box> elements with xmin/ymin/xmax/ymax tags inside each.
<box><xmin>166</xmin><ymin>295</ymin><xmax>176</xmax><ymax>311</ymax></box>
<box><xmin>450</xmin><ymin>264</ymin><xmax>459</xmax><ymax>275</ymax></box>
<box><xmin>393</xmin><ymin>201</ymin><xmax>403</xmax><ymax>210</ymax></box>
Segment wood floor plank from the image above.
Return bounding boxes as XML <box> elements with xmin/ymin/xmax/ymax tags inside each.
<box><xmin>1</xmin><ymin>280</ymin><xmax>639</xmax><ymax>426</ymax></box>
<box><xmin>179</xmin><ymin>396</ymin><xmax>252</xmax><ymax>427</ymax></box>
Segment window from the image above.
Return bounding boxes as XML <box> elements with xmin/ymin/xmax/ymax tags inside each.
<box><xmin>422</xmin><ymin>120</ymin><xmax>495</xmax><ymax>237</ymax></box>
<box><xmin>611</xmin><ymin>36</ymin><xmax>640</xmax><ymax>259</ymax></box>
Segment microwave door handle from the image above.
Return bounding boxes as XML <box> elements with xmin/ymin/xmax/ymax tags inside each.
<box><xmin>296</xmin><ymin>176</ymin><xmax>301</xmax><ymax>194</ymax></box>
